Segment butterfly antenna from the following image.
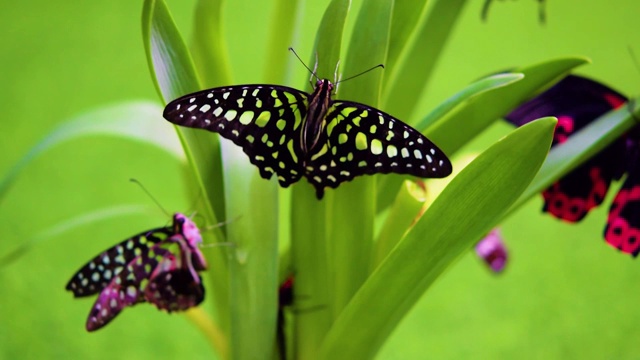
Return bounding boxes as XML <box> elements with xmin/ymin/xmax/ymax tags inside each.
<box><xmin>289</xmin><ymin>47</ymin><xmax>318</xmax><ymax>83</ymax></box>
<box><xmin>334</xmin><ymin>60</ymin><xmax>342</xmax><ymax>93</ymax></box>
<box><xmin>204</xmin><ymin>215</ymin><xmax>241</xmax><ymax>231</ymax></box>
<box><xmin>335</xmin><ymin>64</ymin><xmax>385</xmax><ymax>85</ymax></box>
<box><xmin>129</xmin><ymin>178</ymin><xmax>171</xmax><ymax>218</ymax></box>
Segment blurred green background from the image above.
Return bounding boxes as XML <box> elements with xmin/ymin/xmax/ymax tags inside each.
<box><xmin>1</xmin><ymin>0</ymin><xmax>640</xmax><ymax>358</ymax></box>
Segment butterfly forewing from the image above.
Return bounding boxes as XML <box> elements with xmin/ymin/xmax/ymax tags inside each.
<box><xmin>66</xmin><ymin>228</ymin><xmax>171</xmax><ymax>297</ymax></box>
<box><xmin>305</xmin><ymin>101</ymin><xmax>452</xmax><ymax>197</ymax></box>
<box><xmin>163</xmin><ymin>85</ymin><xmax>309</xmax><ymax>187</ymax></box>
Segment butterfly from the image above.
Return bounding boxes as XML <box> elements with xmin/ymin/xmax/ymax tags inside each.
<box><xmin>163</xmin><ymin>76</ymin><xmax>452</xmax><ymax>199</ymax></box>
<box><xmin>65</xmin><ymin>213</ymin><xmax>207</xmax><ymax>331</ymax></box>
<box><xmin>504</xmin><ymin>74</ymin><xmax>640</xmax><ymax>256</ymax></box>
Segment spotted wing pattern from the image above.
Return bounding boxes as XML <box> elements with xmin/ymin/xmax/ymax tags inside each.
<box><xmin>605</xmin><ymin>145</ymin><xmax>640</xmax><ymax>256</ymax></box>
<box><xmin>163</xmin><ymin>80</ymin><xmax>453</xmax><ymax>199</ymax></box>
<box><xmin>84</xmin><ymin>246</ymin><xmax>172</xmax><ymax>330</ymax></box>
<box><xmin>504</xmin><ymin>74</ymin><xmax>640</xmax><ymax>257</ymax></box>
<box><xmin>163</xmin><ymin>85</ymin><xmax>308</xmax><ymax>187</ymax></box>
<box><xmin>66</xmin><ymin>213</ymin><xmax>207</xmax><ymax>331</ymax></box>
<box><xmin>505</xmin><ymin>75</ymin><xmax>628</xmax><ymax>222</ymax></box>
<box><xmin>305</xmin><ymin>101</ymin><xmax>452</xmax><ymax>197</ymax></box>
<box><xmin>65</xmin><ymin>228</ymin><xmax>170</xmax><ymax>297</ymax></box>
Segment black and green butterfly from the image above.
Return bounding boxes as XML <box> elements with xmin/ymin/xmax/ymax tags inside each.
<box><xmin>163</xmin><ymin>77</ymin><xmax>452</xmax><ymax>199</ymax></box>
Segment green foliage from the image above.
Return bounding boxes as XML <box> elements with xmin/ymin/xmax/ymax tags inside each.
<box><xmin>2</xmin><ymin>1</ymin><xmax>640</xmax><ymax>360</ymax></box>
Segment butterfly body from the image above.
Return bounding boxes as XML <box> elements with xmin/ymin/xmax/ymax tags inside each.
<box><xmin>163</xmin><ymin>79</ymin><xmax>452</xmax><ymax>198</ymax></box>
<box><xmin>66</xmin><ymin>213</ymin><xmax>206</xmax><ymax>331</ymax></box>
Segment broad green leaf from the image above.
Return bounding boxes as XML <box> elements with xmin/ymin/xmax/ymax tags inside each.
<box><xmin>416</xmin><ymin>72</ymin><xmax>524</xmax><ymax>131</ymax></box>
<box><xmin>383</xmin><ymin>0</ymin><xmax>469</xmax><ymax>122</ymax></box>
<box><xmin>373</xmin><ymin>180</ymin><xmax>426</xmax><ymax>267</ymax></box>
<box><xmin>319</xmin><ymin>117</ymin><xmax>556</xmax><ymax>359</ymax></box>
<box><xmin>191</xmin><ymin>0</ymin><xmax>233</xmax><ymax>87</ymax></box>
<box><xmin>142</xmin><ymin>0</ymin><xmax>230</xmax><ymax>346</ymax></box>
<box><xmin>292</xmin><ymin>0</ymin><xmax>351</xmax><ymax>356</ymax></box>
<box><xmin>327</xmin><ymin>0</ymin><xmax>392</xmax><ymax>320</ymax></box>
<box><xmin>426</xmin><ymin>56</ymin><xmax>589</xmax><ymax>155</ymax></box>
<box><xmin>263</xmin><ymin>0</ymin><xmax>304</xmax><ymax>84</ymax></box>
<box><xmin>376</xmin><ymin>72</ymin><xmax>524</xmax><ymax>211</ymax></box>
<box><xmin>384</xmin><ymin>0</ymin><xmax>430</xmax><ymax>75</ymax></box>
<box><xmin>310</xmin><ymin>0</ymin><xmax>351</xmax><ymax>84</ymax></box>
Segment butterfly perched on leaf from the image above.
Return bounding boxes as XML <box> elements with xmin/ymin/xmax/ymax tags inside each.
<box><xmin>163</xmin><ymin>72</ymin><xmax>452</xmax><ymax>199</ymax></box>
<box><xmin>504</xmin><ymin>74</ymin><xmax>640</xmax><ymax>256</ymax></box>
<box><xmin>66</xmin><ymin>213</ymin><xmax>206</xmax><ymax>331</ymax></box>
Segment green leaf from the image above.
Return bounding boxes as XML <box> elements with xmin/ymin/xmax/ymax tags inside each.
<box><xmin>310</xmin><ymin>0</ymin><xmax>351</xmax><ymax>84</ymax></box>
<box><xmin>384</xmin><ymin>0</ymin><xmax>430</xmax><ymax>75</ymax></box>
<box><xmin>383</xmin><ymin>0</ymin><xmax>469</xmax><ymax>122</ymax></box>
<box><xmin>416</xmin><ymin>72</ymin><xmax>524</xmax><ymax>131</ymax></box>
<box><xmin>326</xmin><ymin>0</ymin><xmax>392</xmax><ymax>320</ymax></box>
<box><xmin>262</xmin><ymin>0</ymin><xmax>304</xmax><ymax>84</ymax></box>
<box><xmin>376</xmin><ymin>72</ymin><xmax>524</xmax><ymax>211</ymax></box>
<box><xmin>190</xmin><ymin>0</ymin><xmax>233</xmax><ymax>88</ymax></box>
<box><xmin>319</xmin><ymin>117</ymin><xmax>556</xmax><ymax>359</ymax></box>
<box><xmin>291</xmin><ymin>0</ymin><xmax>351</xmax><ymax>356</ymax></box>
<box><xmin>373</xmin><ymin>180</ymin><xmax>426</xmax><ymax>267</ymax></box>
<box><xmin>142</xmin><ymin>0</ymin><xmax>230</xmax><ymax>347</ymax></box>
<box><xmin>426</xmin><ymin>56</ymin><xmax>589</xmax><ymax>155</ymax></box>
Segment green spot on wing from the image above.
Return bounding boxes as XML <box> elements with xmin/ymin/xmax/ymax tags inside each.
<box><xmin>225</xmin><ymin>110</ymin><xmax>237</xmax><ymax>121</ymax></box>
<box><xmin>371</xmin><ymin>139</ymin><xmax>383</xmax><ymax>155</ymax></box>
<box><xmin>255</xmin><ymin>111</ymin><xmax>271</xmax><ymax>127</ymax></box>
<box><xmin>355</xmin><ymin>132</ymin><xmax>368</xmax><ymax>150</ymax></box>
<box><xmin>239</xmin><ymin>111</ymin><xmax>254</xmax><ymax>125</ymax></box>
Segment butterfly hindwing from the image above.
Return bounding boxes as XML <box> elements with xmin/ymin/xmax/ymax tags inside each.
<box><xmin>306</xmin><ymin>101</ymin><xmax>452</xmax><ymax>197</ymax></box>
<box><xmin>145</xmin><ymin>267</ymin><xmax>205</xmax><ymax>312</ymax></box>
<box><xmin>65</xmin><ymin>228</ymin><xmax>171</xmax><ymax>297</ymax></box>
<box><xmin>163</xmin><ymin>85</ymin><xmax>309</xmax><ymax>187</ymax></box>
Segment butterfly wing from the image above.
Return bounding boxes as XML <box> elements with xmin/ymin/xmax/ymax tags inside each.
<box><xmin>144</xmin><ymin>266</ymin><xmax>205</xmax><ymax>312</ymax></box>
<box><xmin>85</xmin><ymin>246</ymin><xmax>172</xmax><ymax>331</ymax></box>
<box><xmin>305</xmin><ymin>101</ymin><xmax>452</xmax><ymax>198</ymax></box>
<box><xmin>605</xmin><ymin>146</ymin><xmax>640</xmax><ymax>256</ymax></box>
<box><xmin>163</xmin><ymin>85</ymin><xmax>310</xmax><ymax>187</ymax></box>
<box><xmin>66</xmin><ymin>227</ymin><xmax>171</xmax><ymax>297</ymax></box>
<box><xmin>505</xmin><ymin>75</ymin><xmax>628</xmax><ymax>221</ymax></box>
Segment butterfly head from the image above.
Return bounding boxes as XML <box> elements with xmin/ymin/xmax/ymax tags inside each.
<box><xmin>174</xmin><ymin>213</ymin><xmax>202</xmax><ymax>247</ymax></box>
